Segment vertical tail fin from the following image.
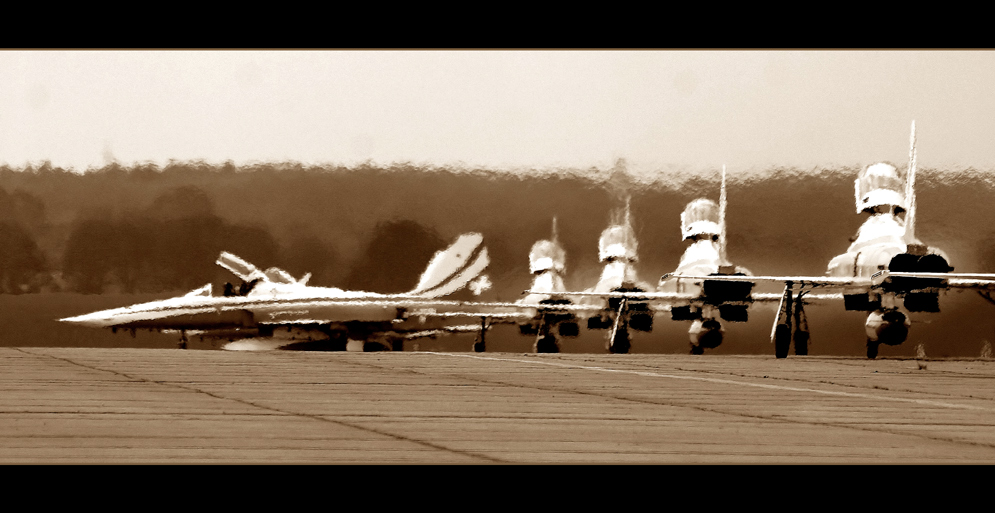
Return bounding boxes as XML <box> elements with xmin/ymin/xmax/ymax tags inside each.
<box><xmin>624</xmin><ymin>195</ymin><xmax>633</xmax><ymax>250</ymax></box>
<box><xmin>408</xmin><ymin>233</ymin><xmax>490</xmax><ymax>298</ymax></box>
<box><xmin>904</xmin><ymin>120</ymin><xmax>918</xmax><ymax>244</ymax></box>
<box><xmin>719</xmin><ymin>164</ymin><xmax>728</xmax><ymax>265</ymax></box>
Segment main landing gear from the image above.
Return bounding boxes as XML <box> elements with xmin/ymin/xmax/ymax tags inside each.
<box><xmin>773</xmin><ymin>285</ymin><xmax>810</xmax><ymax>359</ymax></box>
<box><xmin>519</xmin><ymin>301</ymin><xmax>580</xmax><ymax>354</ymax></box>
<box><xmin>473</xmin><ymin>317</ymin><xmax>488</xmax><ymax>353</ymax></box>
<box><xmin>534</xmin><ymin>313</ymin><xmax>580</xmax><ymax>354</ymax></box>
<box><xmin>866</xmin><ymin>339</ymin><xmax>879</xmax><ymax>359</ymax></box>
<box><xmin>535</xmin><ymin>334</ymin><xmax>561</xmax><ymax>353</ymax></box>
<box><xmin>517</xmin><ymin>313</ymin><xmax>564</xmax><ymax>353</ymax></box>
<box><xmin>606</xmin><ymin>298</ymin><xmax>631</xmax><ymax>354</ymax></box>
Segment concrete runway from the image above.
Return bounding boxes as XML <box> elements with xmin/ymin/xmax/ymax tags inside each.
<box><xmin>3</xmin><ymin>347</ymin><xmax>995</xmax><ymax>463</ymax></box>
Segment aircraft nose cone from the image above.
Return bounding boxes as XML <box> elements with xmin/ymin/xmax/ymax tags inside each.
<box><xmin>59</xmin><ymin>311</ymin><xmax>115</xmax><ymax>329</ymax></box>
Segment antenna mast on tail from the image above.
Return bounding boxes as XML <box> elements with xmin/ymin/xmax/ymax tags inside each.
<box><xmin>905</xmin><ymin>120</ymin><xmax>918</xmax><ymax>244</ymax></box>
<box><xmin>719</xmin><ymin>164</ymin><xmax>728</xmax><ymax>265</ymax></box>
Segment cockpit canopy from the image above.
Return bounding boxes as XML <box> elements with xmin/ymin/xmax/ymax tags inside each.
<box><xmin>529</xmin><ymin>239</ymin><xmax>566</xmax><ymax>274</ymax></box>
<box><xmin>681</xmin><ymin>198</ymin><xmax>721</xmax><ymax>241</ymax></box>
<box><xmin>599</xmin><ymin>224</ymin><xmax>637</xmax><ymax>262</ymax></box>
<box><xmin>856</xmin><ymin>163</ymin><xmax>906</xmax><ymax>214</ymax></box>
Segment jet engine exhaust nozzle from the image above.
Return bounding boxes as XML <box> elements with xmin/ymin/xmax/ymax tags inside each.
<box><xmin>690</xmin><ymin>318</ymin><xmax>724</xmax><ymax>349</ymax></box>
<box><xmin>865</xmin><ymin>309</ymin><xmax>910</xmax><ymax>346</ymax></box>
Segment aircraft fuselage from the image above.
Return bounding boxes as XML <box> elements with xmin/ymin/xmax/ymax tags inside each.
<box><xmin>826</xmin><ymin>207</ymin><xmax>952</xmax><ymax>350</ymax></box>
<box><xmin>828</xmin><ymin>210</ymin><xmax>951</xmax><ymax>315</ymax></box>
<box><xmin>658</xmin><ymin>236</ymin><xmax>753</xmax><ymax>349</ymax></box>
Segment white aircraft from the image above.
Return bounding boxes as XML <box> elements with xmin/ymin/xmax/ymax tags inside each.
<box><xmin>525</xmin><ymin>166</ymin><xmax>799</xmax><ymax>354</ymax></box>
<box><xmin>504</xmin><ymin>209</ymin><xmax>664</xmax><ymax>354</ymax></box>
<box><xmin>60</xmin><ymin>232</ymin><xmax>509</xmax><ymax>351</ymax></box>
<box><xmin>578</xmin><ymin>197</ymin><xmax>658</xmax><ymax>353</ymax></box>
<box><xmin>676</xmin><ymin>121</ymin><xmax>995</xmax><ymax>358</ymax></box>
<box><xmin>654</xmin><ymin>165</ymin><xmax>782</xmax><ymax>355</ymax></box>
<box><xmin>499</xmin><ymin>218</ymin><xmax>585</xmax><ymax>353</ymax></box>
<box><xmin>487</xmin><ymin>159</ymin><xmax>665</xmax><ymax>354</ymax></box>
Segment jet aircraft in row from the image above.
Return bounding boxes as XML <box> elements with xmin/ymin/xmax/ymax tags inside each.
<box><xmin>661</xmin><ymin>120</ymin><xmax>995</xmax><ymax>358</ymax></box>
<box><xmin>60</xmin><ymin>121</ymin><xmax>995</xmax><ymax>358</ymax></box>
<box><xmin>514</xmin><ymin>165</ymin><xmax>790</xmax><ymax>355</ymax></box>
<box><xmin>497</xmin><ymin>121</ymin><xmax>995</xmax><ymax>358</ymax></box>
<box><xmin>60</xmin><ymin>232</ymin><xmax>539</xmax><ymax>351</ymax></box>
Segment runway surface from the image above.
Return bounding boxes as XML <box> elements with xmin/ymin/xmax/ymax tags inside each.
<box><xmin>3</xmin><ymin>347</ymin><xmax>995</xmax><ymax>464</ymax></box>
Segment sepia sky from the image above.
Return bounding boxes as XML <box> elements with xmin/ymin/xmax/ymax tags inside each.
<box><xmin>4</xmin><ymin>49</ymin><xmax>995</xmax><ymax>175</ymax></box>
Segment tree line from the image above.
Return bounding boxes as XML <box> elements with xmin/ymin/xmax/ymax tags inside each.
<box><xmin>4</xmin><ymin>160</ymin><xmax>995</xmax><ymax>298</ymax></box>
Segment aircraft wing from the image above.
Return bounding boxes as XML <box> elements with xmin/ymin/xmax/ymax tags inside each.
<box><xmin>250</xmin><ymin>297</ymin><xmax>669</xmax><ymax>332</ymax></box>
<box><xmin>886</xmin><ymin>271</ymin><xmax>995</xmax><ymax>290</ymax></box>
<box><xmin>522</xmin><ymin>288</ymin><xmax>845</xmax><ymax>305</ymax></box>
<box><xmin>751</xmin><ymin>292</ymin><xmax>844</xmax><ymax>303</ymax></box>
<box><xmin>434</xmin><ymin>300</ymin><xmax>627</xmax><ymax>315</ymax></box>
<box><xmin>522</xmin><ymin>290</ymin><xmax>696</xmax><ymax>301</ymax></box>
<box><xmin>671</xmin><ymin>270</ymin><xmax>995</xmax><ymax>296</ymax></box>
<box><xmin>519</xmin><ymin>290</ymin><xmax>705</xmax><ymax>312</ymax></box>
<box><xmin>944</xmin><ymin>279</ymin><xmax>995</xmax><ymax>290</ymax></box>
<box><xmin>669</xmin><ymin>274</ymin><xmax>881</xmax><ymax>290</ymax></box>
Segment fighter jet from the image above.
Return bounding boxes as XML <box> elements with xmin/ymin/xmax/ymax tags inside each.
<box><xmin>526</xmin><ymin>166</ymin><xmax>793</xmax><ymax>355</ymax></box>
<box><xmin>493</xmin><ymin>160</ymin><xmax>659</xmax><ymax>354</ymax></box>
<box><xmin>654</xmin><ymin>165</ymin><xmax>770</xmax><ymax>355</ymax></box>
<box><xmin>575</xmin><ymin>197</ymin><xmax>659</xmax><ymax>353</ymax></box>
<box><xmin>679</xmin><ymin>121</ymin><xmax>995</xmax><ymax>358</ymax></box>
<box><xmin>509</xmin><ymin>206</ymin><xmax>670</xmax><ymax>354</ymax></box>
<box><xmin>538</xmin><ymin>159</ymin><xmax>661</xmax><ymax>353</ymax></box>
<box><xmin>60</xmin><ymin>232</ymin><xmax>503</xmax><ymax>351</ymax></box>
<box><xmin>502</xmin><ymin>218</ymin><xmax>584</xmax><ymax>353</ymax></box>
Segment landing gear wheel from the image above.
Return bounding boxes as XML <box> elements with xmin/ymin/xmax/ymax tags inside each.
<box><xmin>690</xmin><ymin>344</ymin><xmax>704</xmax><ymax>355</ymax></box>
<box><xmin>774</xmin><ymin>324</ymin><xmax>791</xmax><ymax>359</ymax></box>
<box><xmin>473</xmin><ymin>340</ymin><xmax>486</xmax><ymax>353</ymax></box>
<box><xmin>325</xmin><ymin>336</ymin><xmax>348</xmax><ymax>351</ymax></box>
<box><xmin>794</xmin><ymin>330</ymin><xmax>810</xmax><ymax>356</ymax></box>
<box><xmin>866</xmin><ymin>339</ymin><xmax>879</xmax><ymax>359</ymax></box>
<box><xmin>534</xmin><ymin>335</ymin><xmax>560</xmax><ymax>353</ymax></box>
<box><xmin>608</xmin><ymin>330</ymin><xmax>630</xmax><ymax>354</ymax></box>
<box><xmin>363</xmin><ymin>341</ymin><xmax>392</xmax><ymax>352</ymax></box>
